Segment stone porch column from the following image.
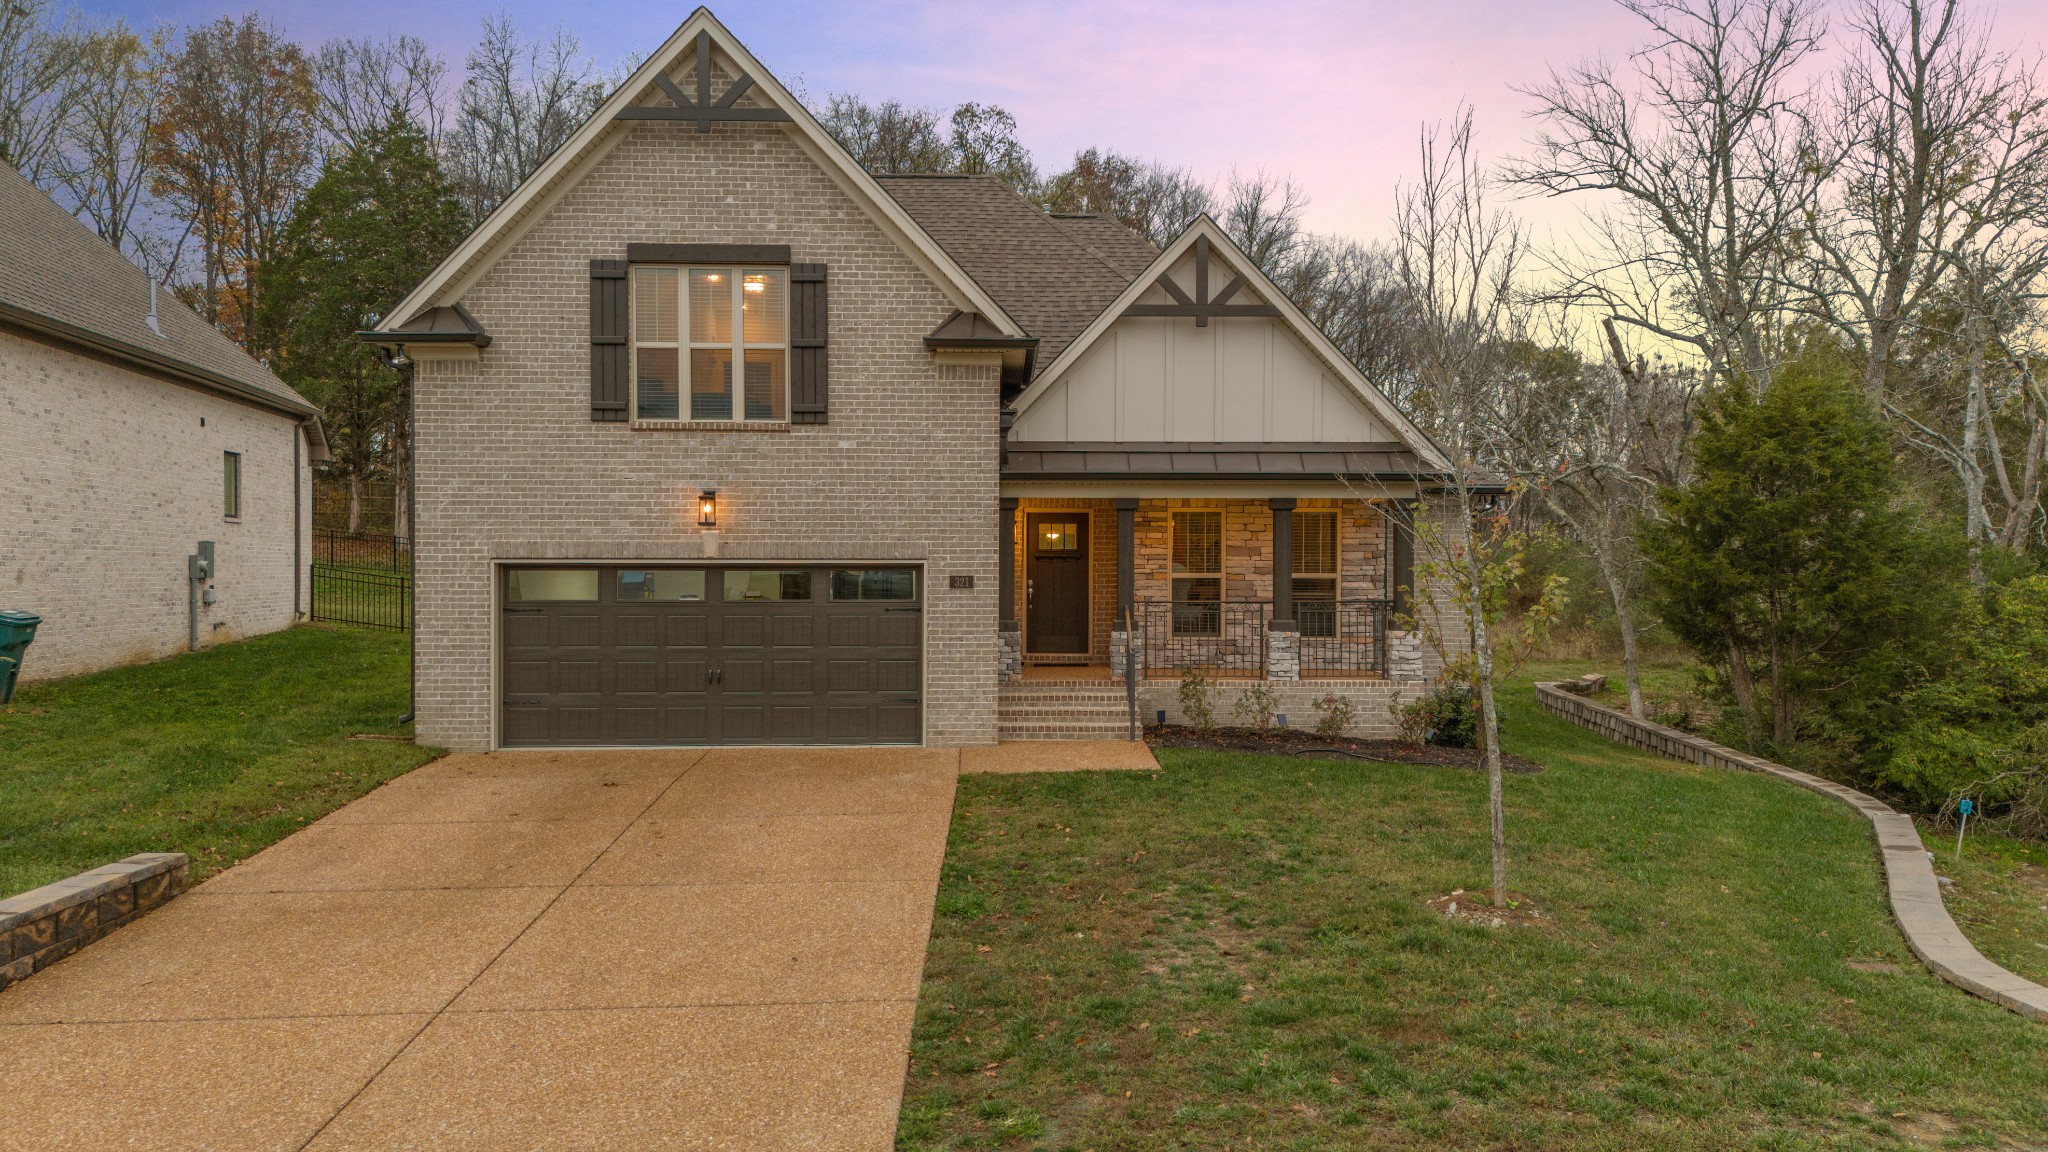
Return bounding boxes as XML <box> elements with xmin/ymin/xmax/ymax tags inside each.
<box><xmin>1387</xmin><ymin>498</ymin><xmax>1423</xmax><ymax>681</ymax></box>
<box><xmin>998</xmin><ymin>497</ymin><xmax>1020</xmax><ymax>683</ymax></box>
<box><xmin>1267</xmin><ymin>497</ymin><xmax>1299</xmax><ymax>681</ymax></box>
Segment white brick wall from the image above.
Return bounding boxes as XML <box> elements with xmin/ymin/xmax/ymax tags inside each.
<box><xmin>0</xmin><ymin>329</ymin><xmax>311</xmax><ymax>681</ymax></box>
<box><xmin>413</xmin><ymin>120</ymin><xmax>999</xmax><ymax>750</ymax></box>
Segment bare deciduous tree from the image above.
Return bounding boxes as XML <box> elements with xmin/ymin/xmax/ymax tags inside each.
<box><xmin>1513</xmin><ymin>0</ymin><xmax>1828</xmax><ymax>388</ymax></box>
<box><xmin>445</xmin><ymin>18</ymin><xmax>605</xmax><ymax>224</ymax></box>
<box><xmin>1220</xmin><ymin>168</ymin><xmax>1308</xmax><ymax>277</ymax></box>
<box><xmin>313</xmin><ymin>34</ymin><xmax>447</xmax><ymax>156</ymax></box>
<box><xmin>1395</xmin><ymin>108</ymin><xmax>1529</xmax><ymax>909</ymax></box>
<box><xmin>1038</xmin><ymin>146</ymin><xmax>1213</xmax><ymax>247</ymax></box>
<box><xmin>815</xmin><ymin>94</ymin><xmax>950</xmax><ymax>175</ymax></box>
<box><xmin>150</xmin><ymin>15</ymin><xmax>319</xmax><ymax>353</ymax></box>
<box><xmin>53</xmin><ymin>23</ymin><xmax>173</xmax><ymax>275</ymax></box>
<box><xmin>0</xmin><ymin>0</ymin><xmax>88</xmax><ymax>186</ymax></box>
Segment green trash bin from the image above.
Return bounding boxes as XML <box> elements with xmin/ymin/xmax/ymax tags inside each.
<box><xmin>0</xmin><ymin>610</ymin><xmax>41</xmax><ymax>706</ymax></box>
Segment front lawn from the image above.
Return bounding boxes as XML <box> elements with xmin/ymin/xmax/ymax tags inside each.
<box><xmin>0</xmin><ymin>624</ymin><xmax>436</xmax><ymax>896</ymax></box>
<box><xmin>900</xmin><ymin>687</ymin><xmax>2048</xmax><ymax>1149</ymax></box>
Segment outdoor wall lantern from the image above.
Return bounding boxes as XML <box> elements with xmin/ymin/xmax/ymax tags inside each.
<box><xmin>698</xmin><ymin>489</ymin><xmax>718</xmax><ymax>528</ymax></box>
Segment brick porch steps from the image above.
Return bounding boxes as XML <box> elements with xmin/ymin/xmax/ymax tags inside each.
<box><xmin>998</xmin><ymin>681</ymin><xmax>1136</xmax><ymax>741</ymax></box>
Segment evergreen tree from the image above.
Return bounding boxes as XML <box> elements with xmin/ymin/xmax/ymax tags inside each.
<box><xmin>1644</xmin><ymin>354</ymin><xmax>1961</xmax><ymax>753</ymax></box>
<box><xmin>263</xmin><ymin>119</ymin><xmax>465</xmax><ymax>534</ymax></box>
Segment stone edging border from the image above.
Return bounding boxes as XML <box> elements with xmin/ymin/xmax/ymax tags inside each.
<box><xmin>0</xmin><ymin>852</ymin><xmax>190</xmax><ymax>992</ymax></box>
<box><xmin>1535</xmin><ymin>682</ymin><xmax>2048</xmax><ymax>1023</ymax></box>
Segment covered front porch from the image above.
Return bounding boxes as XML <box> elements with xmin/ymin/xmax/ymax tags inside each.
<box><xmin>996</xmin><ymin>494</ymin><xmax>1425</xmax><ymax>684</ymax></box>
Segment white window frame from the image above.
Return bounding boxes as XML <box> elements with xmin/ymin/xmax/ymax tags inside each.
<box><xmin>631</xmin><ymin>265</ymin><xmax>789</xmax><ymax>424</ymax></box>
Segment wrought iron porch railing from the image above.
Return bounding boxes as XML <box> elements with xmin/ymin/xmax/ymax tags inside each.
<box><xmin>1133</xmin><ymin>599</ymin><xmax>1393</xmax><ymax>679</ymax></box>
<box><xmin>1136</xmin><ymin>600</ymin><xmax>1269</xmax><ymax>678</ymax></box>
<box><xmin>1297</xmin><ymin>599</ymin><xmax>1393</xmax><ymax>678</ymax></box>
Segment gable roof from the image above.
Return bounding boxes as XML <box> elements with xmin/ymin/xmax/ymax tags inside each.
<box><xmin>876</xmin><ymin>175</ymin><xmax>1153</xmax><ymax>371</ymax></box>
<box><xmin>1011</xmin><ymin>214</ymin><xmax>1449</xmax><ymax>470</ymax></box>
<box><xmin>371</xmin><ymin>8</ymin><xmax>1023</xmax><ymax>340</ymax></box>
<box><xmin>0</xmin><ymin>166</ymin><xmax>316</xmax><ymax>420</ymax></box>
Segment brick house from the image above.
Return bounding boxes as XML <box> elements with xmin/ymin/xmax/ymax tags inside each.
<box><xmin>0</xmin><ymin>167</ymin><xmax>325</xmax><ymax>682</ymax></box>
<box><xmin>366</xmin><ymin>9</ymin><xmax>1464</xmax><ymax>751</ymax></box>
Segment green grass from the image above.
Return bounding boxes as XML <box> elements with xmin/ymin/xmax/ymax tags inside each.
<box><xmin>899</xmin><ymin>681</ymin><xmax>2048</xmax><ymax>1150</ymax></box>
<box><xmin>1928</xmin><ymin>826</ymin><xmax>2048</xmax><ymax>987</ymax></box>
<box><xmin>0</xmin><ymin>624</ymin><xmax>438</xmax><ymax>896</ymax></box>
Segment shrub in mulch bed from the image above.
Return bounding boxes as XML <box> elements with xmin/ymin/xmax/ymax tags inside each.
<box><xmin>1144</xmin><ymin>723</ymin><xmax>1544</xmax><ymax>774</ymax></box>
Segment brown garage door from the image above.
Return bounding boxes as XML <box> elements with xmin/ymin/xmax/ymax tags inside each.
<box><xmin>500</xmin><ymin>565</ymin><xmax>921</xmax><ymax>747</ymax></box>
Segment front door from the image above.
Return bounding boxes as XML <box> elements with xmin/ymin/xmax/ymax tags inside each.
<box><xmin>1025</xmin><ymin>514</ymin><xmax>1089</xmax><ymax>654</ymax></box>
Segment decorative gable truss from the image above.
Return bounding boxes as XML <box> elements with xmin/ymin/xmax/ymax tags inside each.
<box><xmin>1009</xmin><ymin>215</ymin><xmax>1448</xmax><ymax>467</ymax></box>
<box><xmin>616</xmin><ymin>30</ymin><xmax>793</xmax><ymax>132</ymax></box>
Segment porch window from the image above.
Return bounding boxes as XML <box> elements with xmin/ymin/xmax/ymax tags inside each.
<box><xmin>1171</xmin><ymin>510</ymin><xmax>1223</xmax><ymax>637</ymax></box>
<box><xmin>1293</xmin><ymin>510</ymin><xmax>1339</xmax><ymax>637</ymax></box>
<box><xmin>632</xmin><ymin>266</ymin><xmax>788</xmax><ymax>422</ymax></box>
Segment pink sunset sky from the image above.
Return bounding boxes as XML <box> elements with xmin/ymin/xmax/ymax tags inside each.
<box><xmin>92</xmin><ymin>0</ymin><xmax>2048</xmax><ymax>244</ymax></box>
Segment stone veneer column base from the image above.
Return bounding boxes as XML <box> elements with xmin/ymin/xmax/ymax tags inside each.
<box><xmin>997</xmin><ymin>629</ymin><xmax>1022</xmax><ymax>684</ymax></box>
<box><xmin>1266</xmin><ymin>629</ymin><xmax>1300</xmax><ymax>680</ymax></box>
<box><xmin>1109</xmin><ymin>629</ymin><xmax>1144</xmax><ymax>684</ymax></box>
<box><xmin>1387</xmin><ymin>629</ymin><xmax>1424</xmax><ymax>681</ymax></box>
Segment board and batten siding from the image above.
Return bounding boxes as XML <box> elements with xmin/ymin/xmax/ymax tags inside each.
<box><xmin>1010</xmin><ymin>249</ymin><xmax>1395</xmax><ymax>444</ymax></box>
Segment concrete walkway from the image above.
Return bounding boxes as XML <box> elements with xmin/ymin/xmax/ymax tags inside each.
<box><xmin>0</xmin><ymin>747</ymin><xmax>960</xmax><ymax>1151</ymax></box>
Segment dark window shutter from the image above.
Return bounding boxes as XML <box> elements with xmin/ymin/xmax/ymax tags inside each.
<box><xmin>590</xmin><ymin>259</ymin><xmax>629</xmax><ymax>422</ymax></box>
<box><xmin>790</xmin><ymin>263</ymin><xmax>828</xmax><ymax>424</ymax></box>
<box><xmin>1391</xmin><ymin>499</ymin><xmax>1417</xmax><ymax>618</ymax></box>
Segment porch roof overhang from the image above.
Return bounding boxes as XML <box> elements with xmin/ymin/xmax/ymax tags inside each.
<box><xmin>1002</xmin><ymin>441</ymin><xmax>1443</xmax><ymax>483</ymax></box>
<box><xmin>356</xmin><ymin>303</ymin><xmax>492</xmax><ymax>348</ymax></box>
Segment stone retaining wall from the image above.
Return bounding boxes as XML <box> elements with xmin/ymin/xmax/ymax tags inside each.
<box><xmin>0</xmin><ymin>853</ymin><xmax>189</xmax><ymax>991</ymax></box>
<box><xmin>1536</xmin><ymin>682</ymin><xmax>2048</xmax><ymax>1023</ymax></box>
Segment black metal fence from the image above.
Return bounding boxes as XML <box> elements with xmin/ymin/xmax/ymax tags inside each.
<box><xmin>1135</xmin><ymin>599</ymin><xmax>1392</xmax><ymax>679</ymax></box>
<box><xmin>1298</xmin><ymin>600</ymin><xmax>1393</xmax><ymax>678</ymax></box>
<box><xmin>311</xmin><ymin>566</ymin><xmax>411</xmax><ymax>631</ymax></box>
<box><xmin>314</xmin><ymin>530</ymin><xmax>411</xmax><ymax>572</ymax></box>
<box><xmin>1137</xmin><ymin>600</ymin><xmax>1269</xmax><ymax>678</ymax></box>
<box><xmin>310</xmin><ymin>532</ymin><xmax>412</xmax><ymax>630</ymax></box>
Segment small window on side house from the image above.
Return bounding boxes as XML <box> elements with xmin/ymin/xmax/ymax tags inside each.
<box><xmin>633</xmin><ymin>265</ymin><xmax>788</xmax><ymax>423</ymax></box>
<box><xmin>222</xmin><ymin>451</ymin><xmax>241</xmax><ymax>519</ymax></box>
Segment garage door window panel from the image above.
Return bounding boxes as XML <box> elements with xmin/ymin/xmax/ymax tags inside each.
<box><xmin>725</xmin><ymin>570</ymin><xmax>813</xmax><ymax>602</ymax></box>
<box><xmin>509</xmin><ymin>569</ymin><xmax>600</xmax><ymax>601</ymax></box>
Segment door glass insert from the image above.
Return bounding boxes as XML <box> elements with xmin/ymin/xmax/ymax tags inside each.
<box><xmin>831</xmin><ymin>569</ymin><xmax>916</xmax><ymax>600</ymax></box>
<box><xmin>508</xmin><ymin>569</ymin><xmax>599</xmax><ymax>601</ymax></box>
<box><xmin>617</xmin><ymin>569</ymin><xmax>706</xmax><ymax>601</ymax></box>
<box><xmin>724</xmin><ymin>569</ymin><xmax>813</xmax><ymax>601</ymax></box>
<box><xmin>1037</xmin><ymin>521</ymin><xmax>1080</xmax><ymax>551</ymax></box>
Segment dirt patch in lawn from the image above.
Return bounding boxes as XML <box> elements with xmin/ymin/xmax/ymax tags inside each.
<box><xmin>1146</xmin><ymin>724</ymin><xmax>1544</xmax><ymax>774</ymax></box>
<box><xmin>1427</xmin><ymin>889</ymin><xmax>1551</xmax><ymax>928</ymax></box>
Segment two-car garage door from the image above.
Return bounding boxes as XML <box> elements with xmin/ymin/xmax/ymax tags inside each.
<box><xmin>500</xmin><ymin>565</ymin><xmax>921</xmax><ymax>747</ymax></box>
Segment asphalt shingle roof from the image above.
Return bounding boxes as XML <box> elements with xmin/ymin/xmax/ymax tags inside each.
<box><xmin>0</xmin><ymin>165</ymin><xmax>315</xmax><ymax>417</ymax></box>
<box><xmin>875</xmin><ymin>175</ymin><xmax>1157</xmax><ymax>372</ymax></box>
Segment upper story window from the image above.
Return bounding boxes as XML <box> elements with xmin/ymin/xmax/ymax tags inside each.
<box><xmin>632</xmin><ymin>266</ymin><xmax>788</xmax><ymax>423</ymax></box>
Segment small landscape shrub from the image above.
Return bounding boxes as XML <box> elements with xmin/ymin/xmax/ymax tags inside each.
<box><xmin>1312</xmin><ymin>692</ymin><xmax>1356</xmax><ymax>739</ymax></box>
<box><xmin>1396</xmin><ymin>683</ymin><xmax>1477</xmax><ymax>748</ymax></box>
<box><xmin>1232</xmin><ymin>683</ymin><xmax>1277</xmax><ymax>731</ymax></box>
<box><xmin>1178</xmin><ymin>666</ymin><xmax>1214</xmax><ymax>732</ymax></box>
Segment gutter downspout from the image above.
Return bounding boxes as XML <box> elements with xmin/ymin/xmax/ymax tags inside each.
<box><xmin>372</xmin><ymin>345</ymin><xmax>419</xmax><ymax>726</ymax></box>
<box><xmin>292</xmin><ymin>422</ymin><xmax>302</xmax><ymax>619</ymax></box>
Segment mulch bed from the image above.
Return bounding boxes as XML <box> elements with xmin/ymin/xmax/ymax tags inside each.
<box><xmin>1144</xmin><ymin>724</ymin><xmax>1544</xmax><ymax>774</ymax></box>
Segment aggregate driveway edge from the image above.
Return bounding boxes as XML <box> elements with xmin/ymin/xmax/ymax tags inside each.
<box><xmin>1536</xmin><ymin>681</ymin><xmax>2048</xmax><ymax>1023</ymax></box>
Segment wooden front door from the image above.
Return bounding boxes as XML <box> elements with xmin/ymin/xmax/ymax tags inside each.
<box><xmin>1025</xmin><ymin>514</ymin><xmax>1089</xmax><ymax>654</ymax></box>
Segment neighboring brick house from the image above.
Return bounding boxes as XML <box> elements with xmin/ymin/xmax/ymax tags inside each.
<box><xmin>366</xmin><ymin>9</ymin><xmax>1464</xmax><ymax>751</ymax></box>
<box><xmin>0</xmin><ymin>167</ymin><xmax>326</xmax><ymax>682</ymax></box>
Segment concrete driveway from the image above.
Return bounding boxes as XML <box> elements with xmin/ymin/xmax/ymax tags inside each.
<box><xmin>0</xmin><ymin>747</ymin><xmax>959</xmax><ymax>1151</ymax></box>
